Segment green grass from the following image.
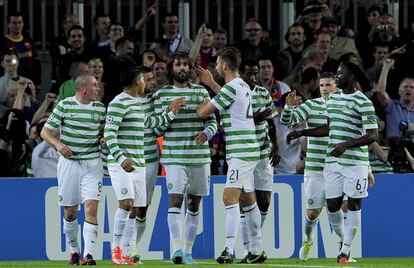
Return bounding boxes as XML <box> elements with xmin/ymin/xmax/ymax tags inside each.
<box><xmin>0</xmin><ymin>258</ymin><xmax>414</xmax><ymax>267</ymax></box>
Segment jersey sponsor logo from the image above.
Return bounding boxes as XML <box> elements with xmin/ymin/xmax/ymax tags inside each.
<box><xmin>367</xmin><ymin>115</ymin><xmax>376</xmax><ymax>120</ymax></box>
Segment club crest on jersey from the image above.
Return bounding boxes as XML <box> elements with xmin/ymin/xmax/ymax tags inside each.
<box><xmin>48</xmin><ymin>114</ymin><xmax>55</xmax><ymax>121</ymax></box>
<box><xmin>106</xmin><ymin>115</ymin><xmax>114</xmax><ymax>124</ymax></box>
<box><xmin>92</xmin><ymin>113</ymin><xmax>101</xmax><ymax>121</ymax></box>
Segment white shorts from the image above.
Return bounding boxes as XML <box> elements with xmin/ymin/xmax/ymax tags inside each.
<box><xmin>225</xmin><ymin>158</ymin><xmax>257</xmax><ymax>192</ymax></box>
<box><xmin>303</xmin><ymin>171</ymin><xmax>325</xmax><ymax>209</ymax></box>
<box><xmin>254</xmin><ymin>158</ymin><xmax>274</xmax><ymax>191</ymax></box>
<box><xmin>57</xmin><ymin>157</ymin><xmax>103</xmax><ymax>206</ymax></box>
<box><xmin>323</xmin><ymin>163</ymin><xmax>369</xmax><ymax>199</ymax></box>
<box><xmin>145</xmin><ymin>161</ymin><xmax>159</xmax><ymax>205</ymax></box>
<box><xmin>165</xmin><ymin>165</ymin><xmax>210</xmax><ymax>196</ymax></box>
<box><xmin>108</xmin><ymin>164</ymin><xmax>146</xmax><ymax>207</ymax></box>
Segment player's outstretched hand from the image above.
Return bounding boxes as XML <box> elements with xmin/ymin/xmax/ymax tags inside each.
<box><xmin>285</xmin><ymin>90</ymin><xmax>302</xmax><ymax>107</ymax></box>
<box><xmin>121</xmin><ymin>158</ymin><xmax>135</xmax><ymax>173</ymax></box>
<box><xmin>168</xmin><ymin>97</ymin><xmax>187</xmax><ymax>114</ymax></box>
<box><xmin>286</xmin><ymin>130</ymin><xmax>302</xmax><ymax>145</ymax></box>
<box><xmin>56</xmin><ymin>142</ymin><xmax>73</xmax><ymax>157</ymax></box>
<box><xmin>194</xmin><ymin>132</ymin><xmax>207</xmax><ymax>145</ymax></box>
<box><xmin>196</xmin><ymin>66</ymin><xmax>214</xmax><ymax>86</ymax></box>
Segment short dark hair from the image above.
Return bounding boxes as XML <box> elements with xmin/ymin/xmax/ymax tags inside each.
<box><xmin>137</xmin><ymin>65</ymin><xmax>153</xmax><ymax>74</ymax></box>
<box><xmin>1</xmin><ymin>51</ymin><xmax>19</xmax><ymax>62</ymax></box>
<box><xmin>341</xmin><ymin>61</ymin><xmax>371</xmax><ymax>89</ymax></box>
<box><xmin>214</xmin><ymin>27</ymin><xmax>227</xmax><ymax>35</ymax></box>
<box><xmin>68</xmin><ymin>25</ymin><xmax>85</xmax><ymax>36</ymax></box>
<box><xmin>115</xmin><ymin>37</ymin><xmax>134</xmax><ymax>50</ymax></box>
<box><xmin>301</xmin><ymin>67</ymin><xmax>319</xmax><ymax>84</ymax></box>
<box><xmin>7</xmin><ymin>11</ymin><xmax>24</xmax><ymax>23</ymax></box>
<box><xmin>320</xmin><ymin>72</ymin><xmax>336</xmax><ymax>79</ymax></box>
<box><xmin>284</xmin><ymin>23</ymin><xmax>305</xmax><ymax>44</ymax></box>
<box><xmin>240</xmin><ymin>59</ymin><xmax>258</xmax><ymax>73</ymax></box>
<box><xmin>367</xmin><ymin>5</ymin><xmax>381</xmax><ymax>15</ymax></box>
<box><xmin>94</xmin><ymin>13</ymin><xmax>110</xmax><ymax>25</ymax></box>
<box><xmin>217</xmin><ymin>47</ymin><xmax>241</xmax><ymax>72</ymax></box>
<box><xmin>120</xmin><ymin>68</ymin><xmax>142</xmax><ymax>87</ymax></box>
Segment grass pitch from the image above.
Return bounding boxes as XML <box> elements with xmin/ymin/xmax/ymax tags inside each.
<box><xmin>0</xmin><ymin>258</ymin><xmax>413</xmax><ymax>267</ymax></box>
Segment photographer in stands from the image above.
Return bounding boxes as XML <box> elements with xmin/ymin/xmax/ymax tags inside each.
<box><xmin>376</xmin><ymin>58</ymin><xmax>414</xmax><ymax>172</ymax></box>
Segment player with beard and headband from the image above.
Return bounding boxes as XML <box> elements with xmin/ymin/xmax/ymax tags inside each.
<box><xmin>152</xmin><ymin>53</ymin><xmax>218</xmax><ymax>264</ymax></box>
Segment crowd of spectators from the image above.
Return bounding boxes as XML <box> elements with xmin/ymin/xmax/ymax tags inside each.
<box><xmin>0</xmin><ymin>1</ymin><xmax>414</xmax><ymax>177</ymax></box>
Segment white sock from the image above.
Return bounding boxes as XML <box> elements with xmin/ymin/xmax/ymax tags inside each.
<box><xmin>224</xmin><ymin>204</ymin><xmax>240</xmax><ymax>252</ymax></box>
<box><xmin>327</xmin><ymin>209</ymin><xmax>345</xmax><ymax>242</ymax></box>
<box><xmin>135</xmin><ymin>217</ymin><xmax>146</xmax><ymax>244</ymax></box>
<box><xmin>183</xmin><ymin>209</ymin><xmax>200</xmax><ymax>254</ymax></box>
<box><xmin>304</xmin><ymin>214</ymin><xmax>318</xmax><ymax>242</ymax></box>
<box><xmin>243</xmin><ymin>203</ymin><xmax>262</xmax><ymax>255</ymax></box>
<box><xmin>63</xmin><ymin>218</ymin><xmax>79</xmax><ymax>253</ymax></box>
<box><xmin>260</xmin><ymin>210</ymin><xmax>268</xmax><ymax>228</ymax></box>
<box><xmin>112</xmin><ymin>208</ymin><xmax>131</xmax><ymax>250</ymax></box>
<box><xmin>341</xmin><ymin>210</ymin><xmax>361</xmax><ymax>255</ymax></box>
<box><xmin>121</xmin><ymin>218</ymin><xmax>136</xmax><ymax>256</ymax></box>
<box><xmin>239</xmin><ymin>213</ymin><xmax>251</xmax><ymax>255</ymax></box>
<box><xmin>82</xmin><ymin>221</ymin><xmax>98</xmax><ymax>257</ymax></box>
<box><xmin>168</xmin><ymin>207</ymin><xmax>182</xmax><ymax>252</ymax></box>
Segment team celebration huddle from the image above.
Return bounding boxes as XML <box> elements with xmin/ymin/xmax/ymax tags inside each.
<box><xmin>40</xmin><ymin>46</ymin><xmax>377</xmax><ymax>266</ymax></box>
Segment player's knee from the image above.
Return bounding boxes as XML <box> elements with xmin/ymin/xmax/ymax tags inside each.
<box><xmin>326</xmin><ymin>197</ymin><xmax>343</xmax><ymax>213</ymax></box>
<box><xmin>64</xmin><ymin>206</ymin><xmax>78</xmax><ymax>220</ymax></box>
<box><xmin>168</xmin><ymin>194</ymin><xmax>183</xmax><ymax>208</ymax></box>
<box><xmin>186</xmin><ymin>195</ymin><xmax>202</xmax><ymax>212</ymax></box>
<box><xmin>307</xmin><ymin>209</ymin><xmax>321</xmax><ymax>221</ymax></box>
<box><xmin>119</xmin><ymin>199</ymin><xmax>134</xmax><ymax>211</ymax></box>
<box><xmin>136</xmin><ymin>206</ymin><xmax>148</xmax><ymax>218</ymax></box>
<box><xmin>347</xmin><ymin>198</ymin><xmax>362</xmax><ymax>211</ymax></box>
<box><xmin>257</xmin><ymin>198</ymin><xmax>270</xmax><ymax>212</ymax></box>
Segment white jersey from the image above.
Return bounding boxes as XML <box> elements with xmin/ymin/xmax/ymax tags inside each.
<box><xmin>211</xmin><ymin>77</ymin><xmax>260</xmax><ymax>162</ymax></box>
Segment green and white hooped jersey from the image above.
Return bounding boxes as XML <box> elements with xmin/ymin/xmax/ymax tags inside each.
<box><xmin>153</xmin><ymin>84</ymin><xmax>218</xmax><ymax>166</ymax></box>
<box><xmin>44</xmin><ymin>96</ymin><xmax>106</xmax><ymax>160</ymax></box>
<box><xmin>104</xmin><ymin>92</ymin><xmax>175</xmax><ymax>168</ymax></box>
<box><xmin>326</xmin><ymin>90</ymin><xmax>378</xmax><ymax>166</ymax></box>
<box><xmin>251</xmin><ymin>85</ymin><xmax>278</xmax><ymax>159</ymax></box>
<box><xmin>280</xmin><ymin>97</ymin><xmax>329</xmax><ymax>172</ymax></box>
<box><xmin>140</xmin><ymin>94</ymin><xmax>159</xmax><ymax>164</ymax></box>
<box><xmin>211</xmin><ymin>77</ymin><xmax>260</xmax><ymax>162</ymax></box>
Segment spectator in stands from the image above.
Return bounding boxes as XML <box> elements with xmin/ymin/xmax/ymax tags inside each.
<box><xmin>149</xmin><ymin>38</ymin><xmax>171</xmax><ymax>62</ymax></box>
<box><xmin>313</xmin><ymin>31</ymin><xmax>339</xmax><ymax>73</ymax></box>
<box><xmin>0</xmin><ymin>52</ymin><xmax>37</xmax><ymax>121</ymax></box>
<box><xmin>376</xmin><ymin>58</ymin><xmax>414</xmax><ymax>139</ymax></box>
<box><xmin>298</xmin><ymin>2</ymin><xmax>325</xmax><ymax>46</ymax></box>
<box><xmin>372</xmin><ymin>43</ymin><xmax>389</xmax><ymax>66</ymax></box>
<box><xmin>139</xmin><ymin>49</ymin><xmax>157</xmax><ymax>68</ymax></box>
<box><xmin>91</xmin><ymin>14</ymin><xmax>111</xmax><ymax>49</ymax></box>
<box><xmin>88</xmin><ymin>58</ymin><xmax>105</xmax><ymax>101</ymax></box>
<box><xmin>102</xmin><ymin>37</ymin><xmax>137</xmax><ymax>106</ymax></box>
<box><xmin>257</xmin><ymin>57</ymin><xmax>291</xmax><ymax>112</ymax></box>
<box><xmin>275</xmin><ymin>23</ymin><xmax>306</xmax><ymax>80</ymax></box>
<box><xmin>134</xmin><ymin>4</ymin><xmax>157</xmax><ymax>32</ymax></box>
<box><xmin>0</xmin><ymin>11</ymin><xmax>41</xmax><ymax>86</ymax></box>
<box><xmin>0</xmin><ymin>52</ymin><xmax>36</xmax><ymax>105</ymax></box>
<box><xmin>0</xmin><ymin>79</ymin><xmax>29</xmax><ymax>176</ymax></box>
<box><xmin>320</xmin><ymin>17</ymin><xmax>359</xmax><ymax>61</ymax></box>
<box><xmin>50</xmin><ymin>14</ymin><xmax>79</xmax><ymax>85</ymax></box>
<box><xmin>293</xmin><ymin>67</ymin><xmax>320</xmax><ymax>101</ymax></box>
<box><xmin>152</xmin><ymin>60</ymin><xmax>168</xmax><ymax>88</ymax></box>
<box><xmin>283</xmin><ymin>48</ymin><xmax>324</xmax><ymax>92</ymax></box>
<box><xmin>57</xmin><ymin>61</ymin><xmax>89</xmax><ymax>101</ymax></box>
<box><xmin>57</xmin><ymin>25</ymin><xmax>95</xmax><ymax>85</ymax></box>
<box><xmin>212</xmin><ymin>28</ymin><xmax>228</xmax><ymax>51</ymax></box>
<box><xmin>97</xmin><ymin>22</ymin><xmax>125</xmax><ymax>62</ymax></box>
<box><xmin>234</xmin><ymin>18</ymin><xmax>273</xmax><ymax>62</ymax></box>
<box><xmin>162</xmin><ymin>12</ymin><xmax>193</xmax><ymax>54</ymax></box>
<box><xmin>190</xmin><ymin>24</ymin><xmax>217</xmax><ymax>69</ymax></box>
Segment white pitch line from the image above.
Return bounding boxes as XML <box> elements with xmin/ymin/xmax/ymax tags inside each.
<box><xmin>169</xmin><ymin>260</ymin><xmax>362</xmax><ymax>268</ymax></box>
